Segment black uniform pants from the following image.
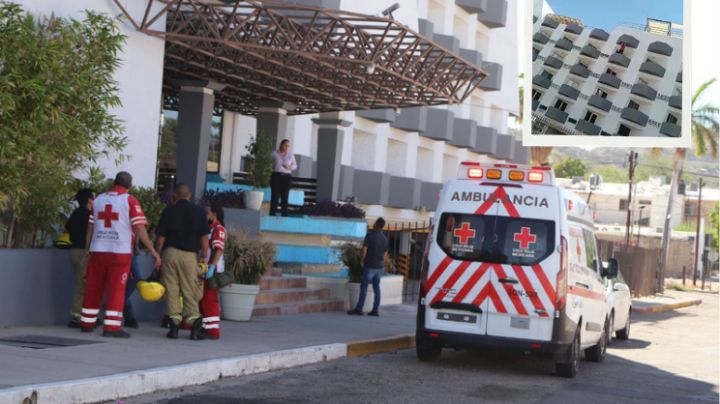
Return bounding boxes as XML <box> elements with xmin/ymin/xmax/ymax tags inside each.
<box><xmin>270</xmin><ymin>172</ymin><xmax>292</xmax><ymax>216</ymax></box>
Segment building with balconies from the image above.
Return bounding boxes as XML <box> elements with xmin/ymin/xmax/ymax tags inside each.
<box><xmin>531</xmin><ymin>13</ymin><xmax>683</xmax><ymax>138</ymax></box>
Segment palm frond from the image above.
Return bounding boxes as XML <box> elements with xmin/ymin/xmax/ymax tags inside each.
<box><xmin>692</xmin><ymin>78</ymin><xmax>717</xmax><ymax>106</ymax></box>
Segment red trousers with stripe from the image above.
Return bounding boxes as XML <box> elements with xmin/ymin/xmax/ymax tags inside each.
<box><xmin>80</xmin><ymin>252</ymin><xmax>132</xmax><ymax>332</ymax></box>
<box><xmin>199</xmin><ymin>283</ymin><xmax>221</xmax><ymax>338</ymax></box>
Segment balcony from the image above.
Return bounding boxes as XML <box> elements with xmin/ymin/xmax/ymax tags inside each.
<box><xmin>648</xmin><ymin>41</ymin><xmax>673</xmax><ymax>57</ymax></box>
<box><xmin>532</xmin><ymin>74</ymin><xmax>552</xmax><ymax>89</ymax></box>
<box><xmin>621</xmin><ymin>107</ymin><xmax>649</xmax><ymax>127</ymax></box>
<box><xmin>617</xmin><ymin>34</ymin><xmax>639</xmax><ymax>48</ymax></box>
<box><xmin>676</xmin><ymin>71</ymin><xmax>682</xmax><ymax>83</ymax></box>
<box><xmin>640</xmin><ymin>60</ymin><xmax>666</xmax><ymax>78</ymax></box>
<box><xmin>564</xmin><ymin>23</ymin><xmax>583</xmax><ymax>36</ymax></box>
<box><xmin>630</xmin><ymin>83</ymin><xmax>658</xmax><ymax>101</ymax></box>
<box><xmin>669</xmin><ymin>95</ymin><xmax>682</xmax><ymax>110</ymax></box>
<box><xmin>545</xmin><ymin>106</ymin><xmax>569</xmax><ymax>124</ymax></box>
<box><xmin>589</xmin><ymin>28</ymin><xmax>609</xmax><ymax>42</ymax></box>
<box><xmin>660</xmin><ymin>122</ymin><xmax>681</xmax><ymax>137</ymax></box>
<box><xmin>558</xmin><ymin>84</ymin><xmax>580</xmax><ymax>100</ymax></box>
<box><xmin>579</xmin><ymin>44</ymin><xmax>600</xmax><ymax>60</ymax></box>
<box><xmin>576</xmin><ymin>119</ymin><xmax>601</xmax><ymax>135</ymax></box>
<box><xmin>608</xmin><ymin>53</ymin><xmax>630</xmax><ymax>68</ymax></box>
<box><xmin>598</xmin><ymin>73</ymin><xmax>621</xmax><ymax>89</ymax></box>
<box><xmin>569</xmin><ymin>63</ymin><xmax>591</xmax><ymax>79</ymax></box>
<box><xmin>533</xmin><ymin>32</ymin><xmax>550</xmax><ymax>45</ymax></box>
<box><xmin>541</xmin><ymin>16</ymin><xmax>559</xmax><ymax>30</ymax></box>
<box><xmin>555</xmin><ymin>37</ymin><xmax>573</xmax><ymax>52</ymax></box>
<box><xmin>477</xmin><ymin>0</ymin><xmax>507</xmax><ymax>29</ymax></box>
<box><xmin>588</xmin><ymin>94</ymin><xmax>612</xmax><ymax>112</ymax></box>
<box><xmin>544</xmin><ymin>55</ymin><xmax>563</xmax><ymax>71</ymax></box>
<box><xmin>456</xmin><ymin>0</ymin><xmax>487</xmax><ymax>14</ymax></box>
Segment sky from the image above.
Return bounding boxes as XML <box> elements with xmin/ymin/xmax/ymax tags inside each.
<box><xmin>546</xmin><ymin>0</ymin><xmax>683</xmax><ymax>30</ymax></box>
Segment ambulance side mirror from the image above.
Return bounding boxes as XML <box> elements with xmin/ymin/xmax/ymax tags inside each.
<box><xmin>605</xmin><ymin>259</ymin><xmax>619</xmax><ymax>279</ymax></box>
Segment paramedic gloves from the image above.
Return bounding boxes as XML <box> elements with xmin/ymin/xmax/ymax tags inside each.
<box><xmin>205</xmin><ymin>264</ymin><xmax>215</xmax><ymax>280</ymax></box>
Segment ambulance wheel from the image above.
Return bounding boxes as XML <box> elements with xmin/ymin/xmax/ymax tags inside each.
<box><xmin>416</xmin><ymin>332</ymin><xmax>441</xmax><ymax>361</ymax></box>
<box><xmin>616</xmin><ymin>310</ymin><xmax>630</xmax><ymax>340</ymax></box>
<box><xmin>585</xmin><ymin>318</ymin><xmax>609</xmax><ymax>362</ymax></box>
<box><xmin>555</xmin><ymin>331</ymin><xmax>580</xmax><ymax>378</ymax></box>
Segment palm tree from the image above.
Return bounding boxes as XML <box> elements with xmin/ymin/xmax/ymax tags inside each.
<box><xmin>657</xmin><ymin>78</ymin><xmax>719</xmax><ymax>291</ymax></box>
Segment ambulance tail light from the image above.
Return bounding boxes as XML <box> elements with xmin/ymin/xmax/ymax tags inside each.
<box><xmin>555</xmin><ymin>236</ymin><xmax>568</xmax><ymax>311</ymax></box>
<box><xmin>508</xmin><ymin>170</ymin><xmax>525</xmax><ymax>181</ymax></box>
<box><xmin>527</xmin><ymin>171</ymin><xmax>544</xmax><ymax>183</ymax></box>
<box><xmin>467</xmin><ymin>167</ymin><xmax>483</xmax><ymax>179</ymax></box>
<box><xmin>486</xmin><ymin>169</ymin><xmax>502</xmax><ymax>180</ymax></box>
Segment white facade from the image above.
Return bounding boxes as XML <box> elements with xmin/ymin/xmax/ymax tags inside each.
<box><xmin>532</xmin><ymin>17</ymin><xmax>682</xmax><ymax>138</ymax></box>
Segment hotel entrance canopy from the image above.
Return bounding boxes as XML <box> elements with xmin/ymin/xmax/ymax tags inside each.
<box><xmin>113</xmin><ymin>0</ymin><xmax>488</xmax><ymax>115</ymax></box>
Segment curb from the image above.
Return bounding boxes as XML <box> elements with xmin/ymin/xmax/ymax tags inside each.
<box><xmin>0</xmin><ymin>344</ymin><xmax>346</xmax><ymax>404</ymax></box>
<box><xmin>346</xmin><ymin>334</ymin><xmax>415</xmax><ymax>357</ymax></box>
<box><xmin>632</xmin><ymin>298</ymin><xmax>702</xmax><ymax>314</ymax></box>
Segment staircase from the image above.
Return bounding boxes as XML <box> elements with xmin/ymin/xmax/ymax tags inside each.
<box><xmin>252</xmin><ymin>269</ymin><xmax>346</xmax><ymax>316</ymax></box>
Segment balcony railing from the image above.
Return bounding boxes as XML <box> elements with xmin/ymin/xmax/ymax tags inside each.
<box><xmin>559</xmin><ymin>84</ymin><xmax>580</xmax><ymax>100</ymax></box>
<box><xmin>631</xmin><ymin>83</ymin><xmax>658</xmax><ymax>101</ymax></box>
<box><xmin>544</xmin><ymin>55</ymin><xmax>563</xmax><ymax>70</ymax></box>
<box><xmin>545</xmin><ymin>106</ymin><xmax>569</xmax><ymax>123</ymax></box>
<box><xmin>676</xmin><ymin>71</ymin><xmax>682</xmax><ymax>83</ymax></box>
<box><xmin>565</xmin><ymin>23</ymin><xmax>583</xmax><ymax>35</ymax></box>
<box><xmin>555</xmin><ymin>37</ymin><xmax>573</xmax><ymax>52</ymax></box>
<box><xmin>588</xmin><ymin>94</ymin><xmax>612</xmax><ymax>112</ymax></box>
<box><xmin>533</xmin><ymin>32</ymin><xmax>550</xmax><ymax>45</ymax></box>
<box><xmin>640</xmin><ymin>60</ymin><xmax>666</xmax><ymax>78</ymax></box>
<box><xmin>648</xmin><ymin>41</ymin><xmax>673</xmax><ymax>56</ymax></box>
<box><xmin>660</xmin><ymin>122</ymin><xmax>681</xmax><ymax>137</ymax></box>
<box><xmin>541</xmin><ymin>17</ymin><xmax>559</xmax><ymax>29</ymax></box>
<box><xmin>589</xmin><ymin>28</ymin><xmax>609</xmax><ymax>41</ymax></box>
<box><xmin>669</xmin><ymin>95</ymin><xmax>682</xmax><ymax>109</ymax></box>
<box><xmin>532</xmin><ymin>74</ymin><xmax>552</xmax><ymax>89</ymax></box>
<box><xmin>617</xmin><ymin>34</ymin><xmax>639</xmax><ymax>48</ymax></box>
<box><xmin>608</xmin><ymin>53</ymin><xmax>630</xmax><ymax>68</ymax></box>
<box><xmin>580</xmin><ymin>44</ymin><xmax>600</xmax><ymax>59</ymax></box>
<box><xmin>621</xmin><ymin>107</ymin><xmax>649</xmax><ymax>127</ymax></box>
<box><xmin>576</xmin><ymin>119</ymin><xmax>601</xmax><ymax>135</ymax></box>
<box><xmin>569</xmin><ymin>63</ymin><xmax>591</xmax><ymax>78</ymax></box>
<box><xmin>598</xmin><ymin>73</ymin><xmax>621</xmax><ymax>89</ymax></box>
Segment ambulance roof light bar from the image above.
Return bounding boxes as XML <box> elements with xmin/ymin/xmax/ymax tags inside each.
<box><xmin>457</xmin><ymin>162</ymin><xmax>555</xmax><ymax>185</ymax></box>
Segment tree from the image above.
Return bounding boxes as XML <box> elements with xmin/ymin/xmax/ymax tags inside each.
<box><xmin>553</xmin><ymin>157</ymin><xmax>587</xmax><ymax>178</ymax></box>
<box><xmin>710</xmin><ymin>203</ymin><xmax>719</xmax><ymax>250</ymax></box>
<box><xmin>0</xmin><ymin>3</ymin><xmax>126</xmax><ymax>247</ymax></box>
<box><xmin>657</xmin><ymin>78</ymin><xmax>719</xmax><ymax>290</ymax></box>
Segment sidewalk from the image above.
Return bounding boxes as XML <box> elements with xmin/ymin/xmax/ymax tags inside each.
<box><xmin>0</xmin><ymin>305</ymin><xmax>416</xmax><ymax>404</ymax></box>
<box><xmin>632</xmin><ymin>290</ymin><xmax>703</xmax><ymax>314</ymax></box>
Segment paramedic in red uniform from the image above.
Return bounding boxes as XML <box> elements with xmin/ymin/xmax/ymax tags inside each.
<box><xmin>199</xmin><ymin>203</ymin><xmax>226</xmax><ymax>339</ymax></box>
<box><xmin>80</xmin><ymin>172</ymin><xmax>161</xmax><ymax>338</ymax></box>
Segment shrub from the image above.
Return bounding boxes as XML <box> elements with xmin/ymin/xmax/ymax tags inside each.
<box><xmin>202</xmin><ymin>189</ymin><xmax>245</xmax><ymax>209</ymax></box>
<box><xmin>340</xmin><ymin>242</ymin><xmax>363</xmax><ymax>283</ymax></box>
<box><xmin>224</xmin><ymin>228</ymin><xmax>276</xmax><ymax>285</ymax></box>
<box><xmin>298</xmin><ymin>200</ymin><xmax>366</xmax><ymax>219</ymax></box>
<box><xmin>245</xmin><ymin>132</ymin><xmax>274</xmax><ymax>189</ymax></box>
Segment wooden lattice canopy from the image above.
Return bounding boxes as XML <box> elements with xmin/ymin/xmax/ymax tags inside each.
<box><xmin>113</xmin><ymin>0</ymin><xmax>488</xmax><ymax>115</ymax></box>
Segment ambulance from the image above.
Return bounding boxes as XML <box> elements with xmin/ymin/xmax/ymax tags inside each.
<box><xmin>416</xmin><ymin>162</ymin><xmax>617</xmax><ymax>378</ymax></box>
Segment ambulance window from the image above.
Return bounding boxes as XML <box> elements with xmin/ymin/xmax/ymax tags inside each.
<box><xmin>437</xmin><ymin>213</ymin><xmax>555</xmax><ymax>265</ymax></box>
<box><xmin>582</xmin><ymin>229</ymin><xmax>599</xmax><ymax>273</ymax></box>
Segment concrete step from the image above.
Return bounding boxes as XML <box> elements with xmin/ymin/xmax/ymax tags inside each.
<box><xmin>259</xmin><ymin>276</ymin><xmax>307</xmax><ymax>290</ymax></box>
<box><xmin>268</xmin><ymin>267</ymin><xmax>284</xmax><ymax>277</ymax></box>
<box><xmin>252</xmin><ymin>299</ymin><xmax>346</xmax><ymax>317</ymax></box>
<box><xmin>255</xmin><ymin>287</ymin><xmax>332</xmax><ymax>305</ymax></box>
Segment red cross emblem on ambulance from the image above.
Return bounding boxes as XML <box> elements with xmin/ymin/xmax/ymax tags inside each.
<box><xmin>513</xmin><ymin>227</ymin><xmax>537</xmax><ymax>249</ymax></box>
<box><xmin>98</xmin><ymin>204</ymin><xmax>119</xmax><ymax>228</ymax></box>
<box><xmin>453</xmin><ymin>222</ymin><xmax>476</xmax><ymax>244</ymax></box>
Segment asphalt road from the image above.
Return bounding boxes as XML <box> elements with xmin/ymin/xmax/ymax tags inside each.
<box><xmin>122</xmin><ymin>291</ymin><xmax>718</xmax><ymax>404</ymax></box>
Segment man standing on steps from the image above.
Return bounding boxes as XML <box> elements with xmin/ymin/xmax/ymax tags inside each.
<box><xmin>80</xmin><ymin>172</ymin><xmax>161</xmax><ymax>338</ymax></box>
<box><xmin>348</xmin><ymin>217</ymin><xmax>388</xmax><ymax>316</ymax></box>
<box><xmin>155</xmin><ymin>184</ymin><xmax>210</xmax><ymax>340</ymax></box>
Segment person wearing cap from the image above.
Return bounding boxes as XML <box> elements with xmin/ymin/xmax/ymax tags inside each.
<box><xmin>65</xmin><ymin>188</ymin><xmax>95</xmax><ymax>328</ymax></box>
<box><xmin>80</xmin><ymin>172</ymin><xmax>161</xmax><ymax>338</ymax></box>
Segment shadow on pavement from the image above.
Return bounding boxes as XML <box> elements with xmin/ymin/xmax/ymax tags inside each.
<box><xmin>608</xmin><ymin>338</ymin><xmax>651</xmax><ymax>349</ymax></box>
<box><xmin>631</xmin><ymin>308</ymin><xmax>699</xmax><ymax>324</ymax></box>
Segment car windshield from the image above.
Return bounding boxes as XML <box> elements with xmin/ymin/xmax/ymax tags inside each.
<box><xmin>437</xmin><ymin>213</ymin><xmax>555</xmax><ymax>266</ymax></box>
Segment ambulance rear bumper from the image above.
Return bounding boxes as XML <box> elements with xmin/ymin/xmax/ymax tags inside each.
<box><xmin>419</xmin><ymin>328</ymin><xmax>571</xmax><ymax>355</ymax></box>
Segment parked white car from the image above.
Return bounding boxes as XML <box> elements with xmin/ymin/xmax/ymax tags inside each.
<box><xmin>604</xmin><ymin>263</ymin><xmax>631</xmax><ymax>342</ymax></box>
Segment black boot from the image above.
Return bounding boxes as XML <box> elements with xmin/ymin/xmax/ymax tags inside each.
<box><xmin>190</xmin><ymin>318</ymin><xmax>205</xmax><ymax>340</ymax></box>
<box><xmin>166</xmin><ymin>322</ymin><xmax>179</xmax><ymax>339</ymax></box>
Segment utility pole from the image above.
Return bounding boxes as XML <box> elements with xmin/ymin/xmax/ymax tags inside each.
<box><xmin>624</xmin><ymin>151</ymin><xmax>638</xmax><ymax>246</ymax></box>
<box><xmin>692</xmin><ymin>177</ymin><xmax>704</xmax><ymax>286</ymax></box>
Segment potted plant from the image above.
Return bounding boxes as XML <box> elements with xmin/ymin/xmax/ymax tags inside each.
<box><xmin>219</xmin><ymin>228</ymin><xmax>276</xmax><ymax>321</ymax></box>
<box><xmin>243</xmin><ymin>132</ymin><xmax>274</xmax><ymax>210</ymax></box>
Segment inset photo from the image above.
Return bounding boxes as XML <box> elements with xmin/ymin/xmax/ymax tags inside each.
<box><xmin>524</xmin><ymin>0</ymin><xmax>689</xmax><ymax>147</ymax></box>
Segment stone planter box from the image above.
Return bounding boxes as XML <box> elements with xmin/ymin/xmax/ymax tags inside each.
<box><xmin>347</xmin><ymin>275</ymin><xmax>404</xmax><ymax>312</ymax></box>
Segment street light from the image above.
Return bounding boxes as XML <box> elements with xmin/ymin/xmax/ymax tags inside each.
<box><xmin>636</xmin><ymin>205</ymin><xmax>646</xmax><ymax>247</ymax></box>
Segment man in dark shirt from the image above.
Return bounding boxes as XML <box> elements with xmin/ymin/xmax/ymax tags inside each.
<box><xmin>348</xmin><ymin>217</ymin><xmax>389</xmax><ymax>316</ymax></box>
<box><xmin>155</xmin><ymin>184</ymin><xmax>209</xmax><ymax>340</ymax></box>
<box><xmin>65</xmin><ymin>188</ymin><xmax>95</xmax><ymax>328</ymax></box>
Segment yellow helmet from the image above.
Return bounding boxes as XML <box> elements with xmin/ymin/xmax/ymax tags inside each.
<box><xmin>137</xmin><ymin>281</ymin><xmax>165</xmax><ymax>302</ymax></box>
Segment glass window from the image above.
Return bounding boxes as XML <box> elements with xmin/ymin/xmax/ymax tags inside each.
<box><xmin>582</xmin><ymin>229</ymin><xmax>599</xmax><ymax>273</ymax></box>
<box><xmin>437</xmin><ymin>213</ymin><xmax>555</xmax><ymax>266</ymax></box>
<box><xmin>159</xmin><ymin>108</ymin><xmax>223</xmax><ymax>173</ymax></box>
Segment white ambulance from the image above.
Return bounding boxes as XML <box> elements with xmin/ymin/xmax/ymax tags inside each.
<box><xmin>416</xmin><ymin>162</ymin><xmax>617</xmax><ymax>378</ymax></box>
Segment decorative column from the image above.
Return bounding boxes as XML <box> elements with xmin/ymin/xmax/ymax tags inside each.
<box><xmin>175</xmin><ymin>80</ymin><xmax>224</xmax><ymax>198</ymax></box>
<box><xmin>255</xmin><ymin>100</ymin><xmax>288</xmax><ymax>147</ymax></box>
<box><xmin>312</xmin><ymin>113</ymin><xmax>352</xmax><ymax>202</ymax></box>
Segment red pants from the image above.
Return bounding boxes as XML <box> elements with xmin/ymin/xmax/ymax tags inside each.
<box><xmin>199</xmin><ymin>283</ymin><xmax>221</xmax><ymax>338</ymax></box>
<box><xmin>80</xmin><ymin>252</ymin><xmax>132</xmax><ymax>332</ymax></box>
